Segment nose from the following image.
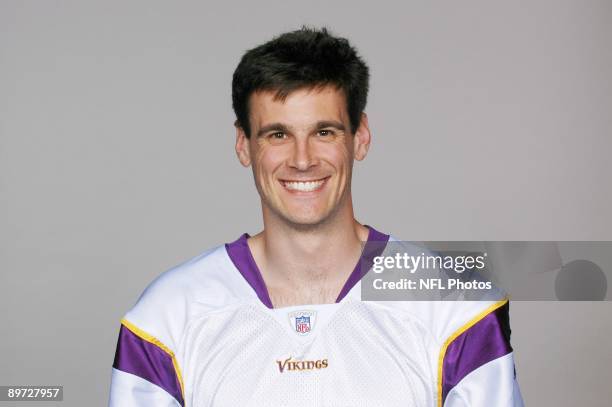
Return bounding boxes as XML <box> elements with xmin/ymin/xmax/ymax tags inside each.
<box><xmin>288</xmin><ymin>136</ymin><xmax>317</xmax><ymax>171</ymax></box>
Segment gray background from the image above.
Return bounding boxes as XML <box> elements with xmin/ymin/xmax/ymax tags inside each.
<box><xmin>1</xmin><ymin>1</ymin><xmax>611</xmax><ymax>406</ymax></box>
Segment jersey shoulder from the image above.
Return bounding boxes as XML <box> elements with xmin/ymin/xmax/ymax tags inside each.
<box><xmin>381</xmin><ymin>237</ymin><xmax>510</xmax><ymax>343</ymax></box>
<box><xmin>111</xmin><ymin>244</ymin><xmax>256</xmax><ymax>407</ymax></box>
<box><xmin>121</xmin><ymin>243</ymin><xmax>255</xmax><ymax>350</ymax></box>
<box><xmin>381</xmin><ymin>238</ymin><xmax>517</xmax><ymax>406</ymax></box>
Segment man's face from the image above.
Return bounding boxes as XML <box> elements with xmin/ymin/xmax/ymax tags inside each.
<box><xmin>235</xmin><ymin>86</ymin><xmax>371</xmax><ymax>228</ymax></box>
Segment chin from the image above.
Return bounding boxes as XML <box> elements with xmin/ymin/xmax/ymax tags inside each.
<box><xmin>278</xmin><ymin>206</ymin><xmax>337</xmax><ymax>229</ymax></box>
<box><xmin>263</xmin><ymin>193</ymin><xmax>345</xmax><ymax>229</ymax></box>
<box><xmin>284</xmin><ymin>212</ymin><xmax>323</xmax><ymax>225</ymax></box>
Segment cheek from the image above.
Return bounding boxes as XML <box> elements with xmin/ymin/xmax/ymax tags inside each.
<box><xmin>320</xmin><ymin>141</ymin><xmax>352</xmax><ymax>169</ymax></box>
<box><xmin>253</xmin><ymin>146</ymin><xmax>286</xmax><ymax>181</ymax></box>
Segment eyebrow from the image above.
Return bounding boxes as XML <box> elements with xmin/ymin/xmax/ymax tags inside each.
<box><xmin>256</xmin><ymin>120</ymin><xmax>346</xmax><ymax>138</ymax></box>
<box><xmin>315</xmin><ymin>120</ymin><xmax>346</xmax><ymax>132</ymax></box>
<box><xmin>256</xmin><ymin>123</ymin><xmax>291</xmax><ymax>138</ymax></box>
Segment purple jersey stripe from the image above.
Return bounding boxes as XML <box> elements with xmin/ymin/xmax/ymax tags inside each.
<box><xmin>113</xmin><ymin>324</ymin><xmax>184</xmax><ymax>406</ymax></box>
<box><xmin>335</xmin><ymin>226</ymin><xmax>389</xmax><ymax>303</ymax></box>
<box><xmin>441</xmin><ymin>302</ymin><xmax>512</xmax><ymax>404</ymax></box>
<box><xmin>225</xmin><ymin>225</ymin><xmax>390</xmax><ymax>308</ymax></box>
<box><xmin>225</xmin><ymin>233</ymin><xmax>275</xmax><ymax>308</ymax></box>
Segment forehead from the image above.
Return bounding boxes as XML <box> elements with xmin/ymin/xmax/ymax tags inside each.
<box><xmin>248</xmin><ymin>86</ymin><xmax>348</xmax><ymax>129</ymax></box>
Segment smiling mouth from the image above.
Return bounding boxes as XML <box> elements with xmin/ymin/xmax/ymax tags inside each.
<box><xmin>280</xmin><ymin>177</ymin><xmax>329</xmax><ymax>192</ymax></box>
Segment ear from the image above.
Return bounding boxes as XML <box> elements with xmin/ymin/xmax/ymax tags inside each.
<box><xmin>235</xmin><ymin>123</ymin><xmax>251</xmax><ymax>167</ymax></box>
<box><xmin>353</xmin><ymin>112</ymin><xmax>372</xmax><ymax>161</ymax></box>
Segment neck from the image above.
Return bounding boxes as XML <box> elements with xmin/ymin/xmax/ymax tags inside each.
<box><xmin>248</xmin><ymin>201</ymin><xmax>370</xmax><ymax>306</ymax></box>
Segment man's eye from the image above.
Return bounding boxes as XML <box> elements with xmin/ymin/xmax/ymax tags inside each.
<box><xmin>269</xmin><ymin>132</ymin><xmax>286</xmax><ymax>139</ymax></box>
<box><xmin>318</xmin><ymin>130</ymin><xmax>333</xmax><ymax>136</ymax></box>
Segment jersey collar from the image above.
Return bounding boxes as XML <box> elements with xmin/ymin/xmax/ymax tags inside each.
<box><xmin>225</xmin><ymin>225</ymin><xmax>389</xmax><ymax>309</ymax></box>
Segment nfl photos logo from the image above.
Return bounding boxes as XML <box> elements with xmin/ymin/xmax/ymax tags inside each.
<box><xmin>288</xmin><ymin>310</ymin><xmax>316</xmax><ymax>336</ymax></box>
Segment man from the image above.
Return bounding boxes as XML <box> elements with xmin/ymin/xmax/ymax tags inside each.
<box><xmin>109</xmin><ymin>27</ymin><xmax>523</xmax><ymax>406</ymax></box>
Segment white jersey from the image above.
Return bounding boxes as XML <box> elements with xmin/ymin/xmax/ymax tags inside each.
<box><xmin>109</xmin><ymin>227</ymin><xmax>523</xmax><ymax>407</ymax></box>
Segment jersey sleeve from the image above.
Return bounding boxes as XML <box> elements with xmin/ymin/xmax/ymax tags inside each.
<box><xmin>108</xmin><ymin>244</ymin><xmax>243</xmax><ymax>406</ymax></box>
<box><xmin>108</xmin><ymin>267</ymin><xmax>192</xmax><ymax>407</ymax></box>
<box><xmin>438</xmin><ymin>300</ymin><xmax>524</xmax><ymax>407</ymax></box>
<box><xmin>443</xmin><ymin>353</ymin><xmax>524</xmax><ymax>406</ymax></box>
<box><xmin>109</xmin><ymin>319</ymin><xmax>185</xmax><ymax>406</ymax></box>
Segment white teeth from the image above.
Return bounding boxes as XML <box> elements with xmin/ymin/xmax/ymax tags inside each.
<box><xmin>283</xmin><ymin>179</ymin><xmax>325</xmax><ymax>192</ymax></box>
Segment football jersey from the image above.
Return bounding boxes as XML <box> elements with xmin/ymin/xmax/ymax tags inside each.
<box><xmin>109</xmin><ymin>226</ymin><xmax>524</xmax><ymax>406</ymax></box>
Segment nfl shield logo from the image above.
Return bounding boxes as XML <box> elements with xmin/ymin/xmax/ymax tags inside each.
<box><xmin>295</xmin><ymin>316</ymin><xmax>311</xmax><ymax>334</ymax></box>
<box><xmin>288</xmin><ymin>310</ymin><xmax>316</xmax><ymax>336</ymax></box>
